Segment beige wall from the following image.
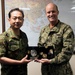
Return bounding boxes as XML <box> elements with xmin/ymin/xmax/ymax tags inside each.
<box><xmin>70</xmin><ymin>55</ymin><xmax>75</xmax><ymax>75</ymax></box>
<box><xmin>28</xmin><ymin>61</ymin><xmax>41</xmax><ymax>75</ymax></box>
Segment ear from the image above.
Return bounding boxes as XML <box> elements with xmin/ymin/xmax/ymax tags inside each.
<box><xmin>58</xmin><ymin>10</ymin><xmax>59</xmax><ymax>15</ymax></box>
<box><xmin>22</xmin><ymin>18</ymin><xmax>24</xmax><ymax>22</ymax></box>
<box><xmin>8</xmin><ymin>18</ymin><xmax>10</xmax><ymax>22</ymax></box>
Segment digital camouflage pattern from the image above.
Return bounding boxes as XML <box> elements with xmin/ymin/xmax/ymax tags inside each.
<box><xmin>0</xmin><ymin>28</ymin><xmax>28</xmax><ymax>75</ymax></box>
<box><xmin>38</xmin><ymin>20</ymin><xmax>74</xmax><ymax>75</ymax></box>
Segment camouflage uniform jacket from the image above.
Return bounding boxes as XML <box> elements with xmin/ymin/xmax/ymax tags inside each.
<box><xmin>38</xmin><ymin>20</ymin><xmax>74</xmax><ymax>75</ymax></box>
<box><xmin>0</xmin><ymin>28</ymin><xmax>28</xmax><ymax>75</ymax></box>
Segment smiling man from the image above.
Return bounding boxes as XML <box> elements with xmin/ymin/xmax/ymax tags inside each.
<box><xmin>0</xmin><ymin>8</ymin><xmax>31</xmax><ymax>75</ymax></box>
<box><xmin>36</xmin><ymin>3</ymin><xmax>74</xmax><ymax>75</ymax></box>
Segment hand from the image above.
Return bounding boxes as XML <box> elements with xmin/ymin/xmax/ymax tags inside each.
<box><xmin>35</xmin><ymin>58</ymin><xmax>51</xmax><ymax>64</ymax></box>
<box><xmin>20</xmin><ymin>55</ymin><xmax>32</xmax><ymax>64</ymax></box>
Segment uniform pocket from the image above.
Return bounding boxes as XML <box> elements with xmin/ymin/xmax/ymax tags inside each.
<box><xmin>52</xmin><ymin>33</ymin><xmax>63</xmax><ymax>45</ymax></box>
<box><xmin>8</xmin><ymin>39</ymin><xmax>19</xmax><ymax>51</ymax></box>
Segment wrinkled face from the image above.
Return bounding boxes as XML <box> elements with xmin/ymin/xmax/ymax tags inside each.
<box><xmin>46</xmin><ymin>3</ymin><xmax>59</xmax><ymax>24</ymax></box>
<box><xmin>8</xmin><ymin>11</ymin><xmax>24</xmax><ymax>29</ymax></box>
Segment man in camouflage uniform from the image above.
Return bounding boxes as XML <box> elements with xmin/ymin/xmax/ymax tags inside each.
<box><xmin>0</xmin><ymin>8</ymin><xmax>31</xmax><ymax>75</ymax></box>
<box><xmin>36</xmin><ymin>3</ymin><xmax>74</xmax><ymax>75</ymax></box>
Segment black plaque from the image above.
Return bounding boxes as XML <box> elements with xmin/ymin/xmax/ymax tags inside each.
<box><xmin>27</xmin><ymin>47</ymin><xmax>39</xmax><ymax>60</ymax></box>
<box><xmin>27</xmin><ymin>46</ymin><xmax>54</xmax><ymax>60</ymax></box>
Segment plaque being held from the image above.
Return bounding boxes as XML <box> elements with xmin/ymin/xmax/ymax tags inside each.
<box><xmin>27</xmin><ymin>47</ymin><xmax>39</xmax><ymax>60</ymax></box>
<box><xmin>27</xmin><ymin>46</ymin><xmax>54</xmax><ymax>60</ymax></box>
<box><xmin>38</xmin><ymin>46</ymin><xmax>54</xmax><ymax>59</ymax></box>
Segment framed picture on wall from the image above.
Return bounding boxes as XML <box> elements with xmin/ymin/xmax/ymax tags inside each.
<box><xmin>1</xmin><ymin>0</ymin><xmax>75</xmax><ymax>53</ymax></box>
<box><xmin>1</xmin><ymin>0</ymin><xmax>52</xmax><ymax>46</ymax></box>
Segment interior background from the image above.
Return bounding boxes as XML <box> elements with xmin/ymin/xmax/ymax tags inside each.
<box><xmin>0</xmin><ymin>0</ymin><xmax>75</xmax><ymax>75</ymax></box>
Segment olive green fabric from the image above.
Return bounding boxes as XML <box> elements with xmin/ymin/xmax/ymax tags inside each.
<box><xmin>0</xmin><ymin>28</ymin><xmax>28</xmax><ymax>75</ymax></box>
<box><xmin>38</xmin><ymin>21</ymin><xmax>74</xmax><ymax>75</ymax></box>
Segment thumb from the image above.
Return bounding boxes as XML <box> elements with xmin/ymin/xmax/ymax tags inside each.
<box><xmin>25</xmin><ymin>55</ymin><xmax>28</xmax><ymax>59</ymax></box>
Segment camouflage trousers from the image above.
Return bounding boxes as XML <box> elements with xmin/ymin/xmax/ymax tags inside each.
<box><xmin>41</xmin><ymin>63</ymin><xmax>73</xmax><ymax>75</ymax></box>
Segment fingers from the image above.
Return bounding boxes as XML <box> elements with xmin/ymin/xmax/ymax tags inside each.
<box><xmin>34</xmin><ymin>59</ymin><xmax>49</xmax><ymax>63</ymax></box>
<box><xmin>25</xmin><ymin>55</ymin><xmax>28</xmax><ymax>59</ymax></box>
<box><xmin>34</xmin><ymin>59</ymin><xmax>39</xmax><ymax>62</ymax></box>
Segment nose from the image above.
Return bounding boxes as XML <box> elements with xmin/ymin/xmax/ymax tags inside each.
<box><xmin>16</xmin><ymin>18</ymin><xmax>19</xmax><ymax>22</ymax></box>
<box><xmin>50</xmin><ymin>12</ymin><xmax>53</xmax><ymax>15</ymax></box>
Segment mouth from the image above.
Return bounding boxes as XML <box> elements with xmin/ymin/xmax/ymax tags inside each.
<box><xmin>14</xmin><ymin>23</ymin><xmax>21</xmax><ymax>26</ymax></box>
<box><xmin>48</xmin><ymin>17</ymin><xmax>55</xmax><ymax>20</ymax></box>
<box><xmin>15</xmin><ymin>23</ymin><xmax>19</xmax><ymax>25</ymax></box>
<box><xmin>14</xmin><ymin>23</ymin><xmax>21</xmax><ymax>28</ymax></box>
<box><xmin>47</xmin><ymin>15</ymin><xmax>53</xmax><ymax>18</ymax></box>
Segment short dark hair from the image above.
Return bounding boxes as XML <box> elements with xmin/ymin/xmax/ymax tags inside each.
<box><xmin>8</xmin><ymin>8</ymin><xmax>24</xmax><ymax>18</ymax></box>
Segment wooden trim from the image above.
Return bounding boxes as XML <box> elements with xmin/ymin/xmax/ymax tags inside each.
<box><xmin>73</xmin><ymin>51</ymin><xmax>75</xmax><ymax>54</ymax></box>
<box><xmin>1</xmin><ymin>0</ymin><xmax>5</xmax><ymax>32</ymax></box>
